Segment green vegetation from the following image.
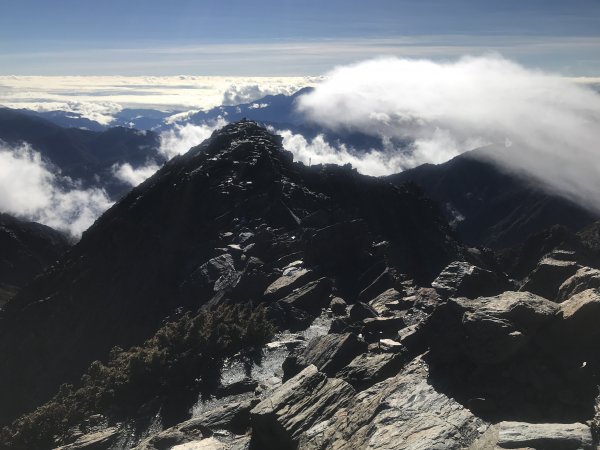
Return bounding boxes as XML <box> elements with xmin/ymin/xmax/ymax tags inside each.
<box><xmin>0</xmin><ymin>303</ymin><xmax>274</xmax><ymax>450</ymax></box>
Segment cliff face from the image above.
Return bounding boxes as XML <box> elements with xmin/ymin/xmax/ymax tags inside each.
<box><xmin>0</xmin><ymin>121</ymin><xmax>460</xmax><ymax>425</ymax></box>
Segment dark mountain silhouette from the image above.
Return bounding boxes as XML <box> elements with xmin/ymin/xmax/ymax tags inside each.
<box><xmin>389</xmin><ymin>147</ymin><xmax>598</xmax><ymax>248</ymax></box>
<box><xmin>0</xmin><ymin>108</ymin><xmax>163</xmax><ymax>198</ymax></box>
<box><xmin>0</xmin><ymin>214</ymin><xmax>69</xmax><ymax>306</ymax></box>
<box><xmin>0</xmin><ymin>120</ymin><xmax>460</xmax><ymax>426</ymax></box>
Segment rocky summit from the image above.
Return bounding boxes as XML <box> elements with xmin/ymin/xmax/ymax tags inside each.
<box><xmin>2</xmin><ymin>120</ymin><xmax>600</xmax><ymax>450</ymax></box>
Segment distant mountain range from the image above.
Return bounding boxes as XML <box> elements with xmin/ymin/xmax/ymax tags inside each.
<box><xmin>0</xmin><ymin>108</ymin><xmax>163</xmax><ymax>198</ymax></box>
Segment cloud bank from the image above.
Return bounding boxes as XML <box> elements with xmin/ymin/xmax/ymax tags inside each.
<box><xmin>275</xmin><ymin>129</ymin><xmax>405</xmax><ymax>176</ymax></box>
<box><xmin>297</xmin><ymin>55</ymin><xmax>600</xmax><ymax>212</ymax></box>
<box><xmin>0</xmin><ymin>142</ymin><xmax>113</xmax><ymax>237</ymax></box>
<box><xmin>0</xmin><ymin>76</ymin><xmax>316</xmax><ymax>125</ymax></box>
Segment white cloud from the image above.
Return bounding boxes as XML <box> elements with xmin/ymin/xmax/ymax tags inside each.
<box><xmin>276</xmin><ymin>129</ymin><xmax>404</xmax><ymax>176</ymax></box>
<box><xmin>158</xmin><ymin>118</ymin><xmax>228</xmax><ymax>159</ymax></box>
<box><xmin>0</xmin><ymin>76</ymin><xmax>315</xmax><ymax>116</ymax></box>
<box><xmin>0</xmin><ymin>142</ymin><xmax>113</xmax><ymax>237</ymax></box>
<box><xmin>297</xmin><ymin>55</ymin><xmax>600</xmax><ymax>213</ymax></box>
<box><xmin>221</xmin><ymin>83</ymin><xmax>307</xmax><ymax>106</ymax></box>
<box><xmin>111</xmin><ymin>161</ymin><xmax>160</xmax><ymax>187</ymax></box>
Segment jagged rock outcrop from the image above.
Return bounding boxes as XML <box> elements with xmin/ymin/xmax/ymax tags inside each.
<box><xmin>282</xmin><ymin>333</ymin><xmax>367</xmax><ymax>380</ymax></box>
<box><xmin>431</xmin><ymin>261</ymin><xmax>510</xmax><ymax>300</ymax></box>
<box><xmin>299</xmin><ymin>357</ymin><xmax>486</xmax><ymax>450</ymax></box>
<box><xmin>0</xmin><ymin>121</ymin><xmax>460</xmax><ymax>426</ymax></box>
<box><xmin>558</xmin><ymin>266</ymin><xmax>600</xmax><ymax>301</ymax></box>
<box><xmin>520</xmin><ymin>256</ymin><xmax>580</xmax><ymax>301</ymax></box>
<box><xmin>491</xmin><ymin>421</ymin><xmax>592</xmax><ymax>450</ymax></box>
<box><xmin>250</xmin><ymin>365</ymin><xmax>355</xmax><ymax>449</ymax></box>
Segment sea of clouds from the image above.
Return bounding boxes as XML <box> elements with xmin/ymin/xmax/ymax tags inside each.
<box><xmin>2</xmin><ymin>55</ymin><xmax>600</xmax><ymax>236</ymax></box>
<box><xmin>0</xmin><ymin>142</ymin><xmax>113</xmax><ymax>237</ymax></box>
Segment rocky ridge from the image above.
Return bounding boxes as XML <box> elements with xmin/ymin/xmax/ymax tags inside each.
<box><xmin>2</xmin><ymin>121</ymin><xmax>600</xmax><ymax>449</ymax></box>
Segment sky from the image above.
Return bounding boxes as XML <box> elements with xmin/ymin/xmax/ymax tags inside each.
<box><xmin>1</xmin><ymin>0</ymin><xmax>600</xmax><ymax>76</ymax></box>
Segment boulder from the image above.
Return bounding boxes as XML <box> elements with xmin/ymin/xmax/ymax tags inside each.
<box><xmin>298</xmin><ymin>357</ymin><xmax>486</xmax><ymax>449</ymax></box>
<box><xmin>558</xmin><ymin>266</ymin><xmax>600</xmax><ymax>301</ymax></box>
<box><xmin>263</xmin><ymin>268</ymin><xmax>317</xmax><ymax>301</ymax></box>
<box><xmin>282</xmin><ymin>332</ymin><xmax>367</xmax><ymax>380</ymax></box>
<box><xmin>542</xmin><ymin>288</ymin><xmax>600</xmax><ymax>352</ymax></box>
<box><xmin>136</xmin><ymin>400</ymin><xmax>256</xmax><ymax>449</ymax></box>
<box><xmin>179</xmin><ymin>399</ymin><xmax>258</xmax><ymax>435</ymax></box>
<box><xmin>362</xmin><ymin>317</ymin><xmax>405</xmax><ymax>341</ymax></box>
<box><xmin>337</xmin><ymin>352</ymin><xmax>405</xmax><ymax>390</ymax></box>
<box><xmin>182</xmin><ymin>254</ymin><xmax>240</xmax><ymax>297</ymax></box>
<box><xmin>250</xmin><ymin>365</ymin><xmax>355</xmax><ymax>450</ymax></box>
<box><xmin>520</xmin><ymin>257</ymin><xmax>580</xmax><ymax>301</ymax></box>
<box><xmin>409</xmin><ymin>287</ymin><xmax>442</xmax><ymax>313</ymax></box>
<box><xmin>368</xmin><ymin>288</ymin><xmax>405</xmax><ymax>316</ymax></box>
<box><xmin>279</xmin><ymin>277</ymin><xmax>332</xmax><ymax>313</ymax></box>
<box><xmin>357</xmin><ymin>267</ymin><xmax>400</xmax><ymax>303</ymax></box>
<box><xmin>452</xmin><ymin>291</ymin><xmax>559</xmax><ymax>333</ymax></box>
<box><xmin>349</xmin><ymin>302</ymin><xmax>378</xmax><ymax>322</ymax></box>
<box><xmin>329</xmin><ymin>297</ymin><xmax>347</xmax><ymax>316</ymax></box>
<box><xmin>461</xmin><ymin>311</ymin><xmax>527</xmax><ymax>364</ymax></box>
<box><xmin>496</xmin><ymin>421</ymin><xmax>593</xmax><ymax>449</ymax></box>
<box><xmin>432</xmin><ymin>261</ymin><xmax>510</xmax><ymax>300</ymax></box>
<box><xmin>57</xmin><ymin>428</ymin><xmax>120</xmax><ymax>450</ymax></box>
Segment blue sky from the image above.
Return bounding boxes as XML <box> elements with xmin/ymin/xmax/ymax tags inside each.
<box><xmin>1</xmin><ymin>0</ymin><xmax>599</xmax><ymax>75</ymax></box>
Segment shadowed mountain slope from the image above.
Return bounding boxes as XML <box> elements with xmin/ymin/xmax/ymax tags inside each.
<box><xmin>389</xmin><ymin>148</ymin><xmax>598</xmax><ymax>248</ymax></box>
<box><xmin>0</xmin><ymin>121</ymin><xmax>460</xmax><ymax>425</ymax></box>
<box><xmin>0</xmin><ymin>214</ymin><xmax>69</xmax><ymax>305</ymax></box>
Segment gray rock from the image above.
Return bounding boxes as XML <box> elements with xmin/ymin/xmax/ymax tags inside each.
<box><xmin>362</xmin><ymin>317</ymin><xmax>405</xmax><ymax>339</ymax></box>
<box><xmin>337</xmin><ymin>352</ymin><xmax>405</xmax><ymax>389</ymax></box>
<box><xmin>56</xmin><ymin>427</ymin><xmax>120</xmax><ymax>450</ymax></box>
<box><xmin>432</xmin><ymin>261</ymin><xmax>509</xmax><ymax>300</ymax></box>
<box><xmin>135</xmin><ymin>400</ymin><xmax>256</xmax><ymax>449</ymax></box>
<box><xmin>452</xmin><ymin>291</ymin><xmax>558</xmax><ymax>333</ymax></box>
<box><xmin>280</xmin><ymin>277</ymin><xmax>332</xmax><ymax>313</ymax></box>
<box><xmin>263</xmin><ymin>268</ymin><xmax>316</xmax><ymax>301</ymax></box>
<box><xmin>558</xmin><ymin>266</ymin><xmax>600</xmax><ymax>301</ymax></box>
<box><xmin>520</xmin><ymin>257</ymin><xmax>580</xmax><ymax>301</ymax></box>
<box><xmin>329</xmin><ymin>297</ymin><xmax>347</xmax><ymax>316</ymax></box>
<box><xmin>357</xmin><ymin>267</ymin><xmax>399</xmax><ymax>302</ymax></box>
<box><xmin>496</xmin><ymin>421</ymin><xmax>593</xmax><ymax>449</ymax></box>
<box><xmin>461</xmin><ymin>310</ymin><xmax>527</xmax><ymax>364</ymax></box>
<box><xmin>349</xmin><ymin>301</ymin><xmax>378</xmax><ymax>322</ymax></box>
<box><xmin>542</xmin><ymin>288</ymin><xmax>600</xmax><ymax>352</ymax></box>
<box><xmin>299</xmin><ymin>357</ymin><xmax>486</xmax><ymax>449</ymax></box>
<box><xmin>180</xmin><ymin>399</ymin><xmax>258</xmax><ymax>434</ymax></box>
<box><xmin>283</xmin><ymin>332</ymin><xmax>367</xmax><ymax>380</ymax></box>
<box><xmin>250</xmin><ymin>365</ymin><xmax>355</xmax><ymax>450</ymax></box>
<box><xmin>368</xmin><ymin>288</ymin><xmax>405</xmax><ymax>316</ymax></box>
<box><xmin>184</xmin><ymin>254</ymin><xmax>239</xmax><ymax>295</ymax></box>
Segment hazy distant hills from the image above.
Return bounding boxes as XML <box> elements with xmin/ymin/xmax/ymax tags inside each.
<box><xmin>0</xmin><ymin>108</ymin><xmax>163</xmax><ymax>198</ymax></box>
<box><xmin>13</xmin><ymin>88</ymin><xmax>314</xmax><ymax>131</ymax></box>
